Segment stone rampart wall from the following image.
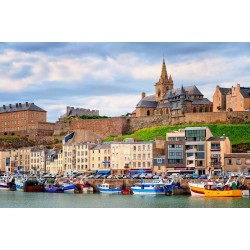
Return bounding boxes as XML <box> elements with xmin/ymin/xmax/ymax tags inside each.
<box><xmin>54</xmin><ymin>111</ymin><xmax>250</xmax><ymax>140</ymax></box>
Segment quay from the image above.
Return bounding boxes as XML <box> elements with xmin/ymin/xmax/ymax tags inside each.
<box><xmin>85</xmin><ymin>178</ymin><xmax>250</xmax><ymax>194</ymax></box>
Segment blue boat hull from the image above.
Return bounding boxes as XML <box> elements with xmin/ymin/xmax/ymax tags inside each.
<box><xmin>98</xmin><ymin>187</ymin><xmax>122</xmax><ymax>194</ymax></box>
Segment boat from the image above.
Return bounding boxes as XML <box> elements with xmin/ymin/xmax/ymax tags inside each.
<box><xmin>0</xmin><ymin>176</ymin><xmax>16</xmax><ymax>191</ymax></box>
<box><xmin>63</xmin><ymin>182</ymin><xmax>76</xmax><ymax>192</ymax></box>
<box><xmin>23</xmin><ymin>177</ymin><xmax>44</xmax><ymax>192</ymax></box>
<box><xmin>131</xmin><ymin>179</ymin><xmax>175</xmax><ymax>195</ymax></box>
<box><xmin>74</xmin><ymin>181</ymin><xmax>94</xmax><ymax>193</ymax></box>
<box><xmin>188</xmin><ymin>175</ymin><xmax>242</xmax><ymax>197</ymax></box>
<box><xmin>121</xmin><ymin>189</ymin><xmax>132</xmax><ymax>195</ymax></box>
<box><xmin>45</xmin><ymin>185</ymin><xmax>64</xmax><ymax>193</ymax></box>
<box><xmin>97</xmin><ymin>180</ymin><xmax>122</xmax><ymax>194</ymax></box>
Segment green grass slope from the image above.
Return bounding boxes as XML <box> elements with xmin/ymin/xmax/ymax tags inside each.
<box><xmin>104</xmin><ymin>124</ymin><xmax>250</xmax><ymax>145</ymax></box>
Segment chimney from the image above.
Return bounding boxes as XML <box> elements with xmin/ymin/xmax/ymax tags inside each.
<box><xmin>16</xmin><ymin>103</ymin><xmax>18</xmax><ymax>107</ymax></box>
<box><xmin>141</xmin><ymin>92</ymin><xmax>146</xmax><ymax>99</ymax></box>
<box><xmin>3</xmin><ymin>105</ymin><xmax>6</xmax><ymax>109</ymax></box>
<box><xmin>19</xmin><ymin>103</ymin><xmax>22</xmax><ymax>107</ymax></box>
<box><xmin>26</xmin><ymin>102</ymin><xmax>29</xmax><ymax>106</ymax></box>
<box><xmin>9</xmin><ymin>104</ymin><xmax>12</xmax><ymax>108</ymax></box>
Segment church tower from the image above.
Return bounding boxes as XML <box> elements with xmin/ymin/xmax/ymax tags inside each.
<box><xmin>155</xmin><ymin>59</ymin><xmax>173</xmax><ymax>102</ymax></box>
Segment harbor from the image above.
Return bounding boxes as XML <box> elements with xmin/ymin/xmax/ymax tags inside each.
<box><xmin>1</xmin><ymin>189</ymin><xmax>249</xmax><ymax>208</ymax></box>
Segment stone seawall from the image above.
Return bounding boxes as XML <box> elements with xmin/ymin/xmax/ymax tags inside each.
<box><xmin>87</xmin><ymin>179</ymin><xmax>191</xmax><ymax>194</ymax></box>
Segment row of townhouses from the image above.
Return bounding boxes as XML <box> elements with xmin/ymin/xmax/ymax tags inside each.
<box><xmin>1</xmin><ymin>127</ymin><xmax>250</xmax><ymax>175</ymax></box>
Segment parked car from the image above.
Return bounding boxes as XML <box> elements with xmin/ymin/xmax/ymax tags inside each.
<box><xmin>185</xmin><ymin>174</ymin><xmax>192</xmax><ymax>179</ymax></box>
<box><xmin>180</xmin><ymin>174</ymin><xmax>186</xmax><ymax>179</ymax></box>
<box><xmin>145</xmin><ymin>173</ymin><xmax>153</xmax><ymax>179</ymax></box>
<box><xmin>88</xmin><ymin>174</ymin><xmax>95</xmax><ymax>178</ymax></box>
<box><xmin>192</xmin><ymin>173</ymin><xmax>199</xmax><ymax>179</ymax></box>
<box><xmin>94</xmin><ymin>174</ymin><xmax>102</xmax><ymax>179</ymax></box>
<box><xmin>152</xmin><ymin>175</ymin><xmax>160</xmax><ymax>179</ymax></box>
<box><xmin>199</xmin><ymin>174</ymin><xmax>207</xmax><ymax>179</ymax></box>
<box><xmin>107</xmin><ymin>175</ymin><xmax>114</xmax><ymax>179</ymax></box>
<box><xmin>139</xmin><ymin>173</ymin><xmax>147</xmax><ymax>179</ymax></box>
<box><xmin>131</xmin><ymin>174</ymin><xmax>140</xmax><ymax>179</ymax></box>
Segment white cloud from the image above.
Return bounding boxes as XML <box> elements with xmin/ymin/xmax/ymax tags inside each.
<box><xmin>39</xmin><ymin>94</ymin><xmax>140</xmax><ymax>122</ymax></box>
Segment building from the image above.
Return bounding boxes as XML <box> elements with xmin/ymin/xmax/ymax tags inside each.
<box><xmin>184</xmin><ymin>127</ymin><xmax>213</xmax><ymax>175</ymax></box>
<box><xmin>165</xmin><ymin>129</ymin><xmax>186</xmax><ymax>173</ymax></box>
<box><xmin>153</xmin><ymin>156</ymin><xmax>166</xmax><ymax>175</ymax></box>
<box><xmin>30</xmin><ymin>149</ymin><xmax>46</xmax><ymax>174</ymax></box>
<box><xmin>111</xmin><ymin>139</ymin><xmax>154</xmax><ymax>175</ymax></box>
<box><xmin>206</xmin><ymin>136</ymin><xmax>231</xmax><ymax>174</ymax></box>
<box><xmin>61</xmin><ymin>106</ymin><xmax>99</xmax><ymax>118</ymax></box>
<box><xmin>18</xmin><ymin>147</ymin><xmax>32</xmax><ymax>172</ymax></box>
<box><xmin>75</xmin><ymin>142</ymin><xmax>95</xmax><ymax>172</ymax></box>
<box><xmin>133</xmin><ymin>60</ymin><xmax>213</xmax><ymax>117</ymax></box>
<box><xmin>62</xmin><ymin>144</ymin><xmax>75</xmax><ymax>173</ymax></box>
<box><xmin>213</xmin><ymin>84</ymin><xmax>250</xmax><ymax>112</ymax></box>
<box><xmin>89</xmin><ymin>142</ymin><xmax>111</xmax><ymax>173</ymax></box>
<box><xmin>0</xmin><ymin>102</ymin><xmax>55</xmax><ymax>136</ymax></box>
<box><xmin>224</xmin><ymin>153</ymin><xmax>250</xmax><ymax>173</ymax></box>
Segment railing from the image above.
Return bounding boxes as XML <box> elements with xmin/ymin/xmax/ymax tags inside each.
<box><xmin>209</xmin><ymin>162</ymin><xmax>222</xmax><ymax>166</ymax></box>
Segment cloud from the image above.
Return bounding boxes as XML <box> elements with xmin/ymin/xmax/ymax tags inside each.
<box><xmin>0</xmin><ymin>43</ymin><xmax>250</xmax><ymax>122</ymax></box>
<box><xmin>39</xmin><ymin>94</ymin><xmax>140</xmax><ymax>122</ymax></box>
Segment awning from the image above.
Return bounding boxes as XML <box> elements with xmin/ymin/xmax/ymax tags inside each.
<box><xmin>97</xmin><ymin>170</ymin><xmax>111</xmax><ymax>175</ymax></box>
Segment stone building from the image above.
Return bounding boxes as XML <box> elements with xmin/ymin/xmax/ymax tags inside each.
<box><xmin>206</xmin><ymin>136</ymin><xmax>232</xmax><ymax>174</ymax></box>
<box><xmin>213</xmin><ymin>84</ymin><xmax>250</xmax><ymax>112</ymax></box>
<box><xmin>0</xmin><ymin>102</ymin><xmax>55</xmax><ymax>136</ymax></box>
<box><xmin>132</xmin><ymin>60</ymin><xmax>213</xmax><ymax>117</ymax></box>
<box><xmin>224</xmin><ymin>153</ymin><xmax>250</xmax><ymax>173</ymax></box>
<box><xmin>61</xmin><ymin>106</ymin><xmax>99</xmax><ymax>118</ymax></box>
<box><xmin>89</xmin><ymin>142</ymin><xmax>111</xmax><ymax>172</ymax></box>
<box><xmin>110</xmin><ymin>138</ymin><xmax>154</xmax><ymax>175</ymax></box>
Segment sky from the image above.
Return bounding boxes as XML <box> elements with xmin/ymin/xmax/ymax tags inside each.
<box><xmin>0</xmin><ymin>42</ymin><xmax>250</xmax><ymax>122</ymax></box>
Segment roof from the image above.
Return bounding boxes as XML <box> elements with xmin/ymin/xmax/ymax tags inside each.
<box><xmin>185</xmin><ymin>127</ymin><xmax>207</xmax><ymax>130</ymax></box>
<box><xmin>240</xmin><ymin>87</ymin><xmax>250</xmax><ymax>98</ymax></box>
<box><xmin>224</xmin><ymin>153</ymin><xmax>250</xmax><ymax>158</ymax></box>
<box><xmin>163</xmin><ymin>85</ymin><xmax>203</xmax><ymax>100</ymax></box>
<box><xmin>92</xmin><ymin>142</ymin><xmax>112</xmax><ymax>150</ymax></box>
<box><xmin>0</xmin><ymin>102</ymin><xmax>46</xmax><ymax>113</ymax></box>
<box><xmin>219</xmin><ymin>87</ymin><xmax>231</xmax><ymax>95</ymax></box>
<box><xmin>136</xmin><ymin>94</ymin><xmax>158</xmax><ymax>108</ymax></box>
<box><xmin>207</xmin><ymin>136</ymin><xmax>227</xmax><ymax>141</ymax></box>
<box><xmin>157</xmin><ymin>102</ymin><xmax>172</xmax><ymax>108</ymax></box>
<box><xmin>191</xmin><ymin>98</ymin><xmax>212</xmax><ymax>105</ymax></box>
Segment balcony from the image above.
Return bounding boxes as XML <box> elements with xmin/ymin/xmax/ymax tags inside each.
<box><xmin>209</xmin><ymin>162</ymin><xmax>222</xmax><ymax>167</ymax></box>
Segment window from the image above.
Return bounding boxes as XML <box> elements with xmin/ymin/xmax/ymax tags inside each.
<box><xmin>227</xmin><ymin>159</ymin><xmax>232</xmax><ymax>165</ymax></box>
<box><xmin>236</xmin><ymin>159</ymin><xmax>242</xmax><ymax>165</ymax></box>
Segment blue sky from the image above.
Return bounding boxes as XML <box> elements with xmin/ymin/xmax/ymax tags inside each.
<box><xmin>0</xmin><ymin>42</ymin><xmax>249</xmax><ymax>122</ymax></box>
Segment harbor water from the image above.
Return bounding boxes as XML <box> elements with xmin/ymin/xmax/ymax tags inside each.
<box><xmin>1</xmin><ymin>191</ymin><xmax>250</xmax><ymax>208</ymax></box>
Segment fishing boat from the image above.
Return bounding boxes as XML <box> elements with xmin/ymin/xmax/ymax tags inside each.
<box><xmin>188</xmin><ymin>175</ymin><xmax>242</xmax><ymax>197</ymax></box>
<box><xmin>131</xmin><ymin>179</ymin><xmax>175</xmax><ymax>195</ymax></box>
<box><xmin>45</xmin><ymin>185</ymin><xmax>64</xmax><ymax>193</ymax></box>
<box><xmin>0</xmin><ymin>176</ymin><xmax>16</xmax><ymax>191</ymax></box>
<box><xmin>63</xmin><ymin>183</ymin><xmax>76</xmax><ymax>193</ymax></box>
<box><xmin>23</xmin><ymin>177</ymin><xmax>44</xmax><ymax>192</ymax></box>
<box><xmin>74</xmin><ymin>181</ymin><xmax>94</xmax><ymax>193</ymax></box>
<box><xmin>97</xmin><ymin>180</ymin><xmax>122</xmax><ymax>194</ymax></box>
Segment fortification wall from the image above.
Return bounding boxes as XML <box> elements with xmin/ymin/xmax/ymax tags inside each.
<box><xmin>70</xmin><ymin>117</ymin><xmax>129</xmax><ymax>138</ymax></box>
<box><xmin>54</xmin><ymin>111</ymin><xmax>250</xmax><ymax>140</ymax></box>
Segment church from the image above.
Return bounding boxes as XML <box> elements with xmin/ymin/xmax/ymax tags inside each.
<box><xmin>132</xmin><ymin>60</ymin><xmax>213</xmax><ymax>117</ymax></box>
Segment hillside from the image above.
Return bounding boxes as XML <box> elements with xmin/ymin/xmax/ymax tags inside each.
<box><xmin>104</xmin><ymin>124</ymin><xmax>250</xmax><ymax>152</ymax></box>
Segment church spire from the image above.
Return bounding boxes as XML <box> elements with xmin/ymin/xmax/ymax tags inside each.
<box><xmin>160</xmin><ymin>59</ymin><xmax>168</xmax><ymax>81</ymax></box>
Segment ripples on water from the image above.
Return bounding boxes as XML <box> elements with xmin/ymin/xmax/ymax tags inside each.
<box><xmin>1</xmin><ymin>191</ymin><xmax>250</xmax><ymax>208</ymax></box>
